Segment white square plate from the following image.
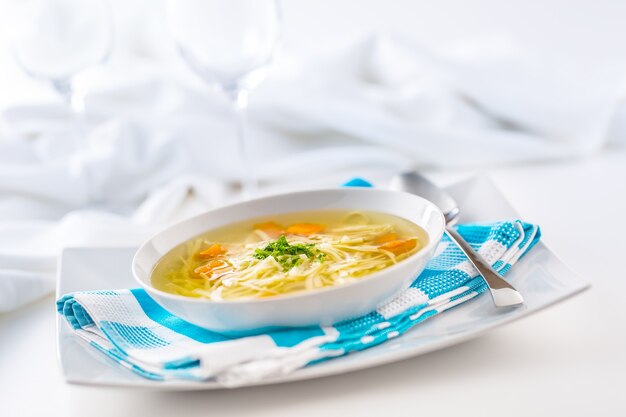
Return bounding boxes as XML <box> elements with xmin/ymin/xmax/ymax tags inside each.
<box><xmin>56</xmin><ymin>176</ymin><xmax>589</xmax><ymax>389</ymax></box>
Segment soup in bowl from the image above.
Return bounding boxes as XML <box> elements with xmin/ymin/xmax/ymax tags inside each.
<box><xmin>133</xmin><ymin>188</ymin><xmax>445</xmax><ymax>334</ymax></box>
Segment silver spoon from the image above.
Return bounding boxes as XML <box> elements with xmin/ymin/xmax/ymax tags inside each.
<box><xmin>390</xmin><ymin>172</ymin><xmax>524</xmax><ymax>308</ymax></box>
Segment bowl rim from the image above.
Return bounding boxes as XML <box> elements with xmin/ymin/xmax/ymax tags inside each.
<box><xmin>132</xmin><ymin>187</ymin><xmax>446</xmax><ymax>305</ymax></box>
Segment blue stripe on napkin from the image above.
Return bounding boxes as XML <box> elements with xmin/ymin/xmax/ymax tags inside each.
<box><xmin>56</xmin><ymin>181</ymin><xmax>541</xmax><ymax>386</ymax></box>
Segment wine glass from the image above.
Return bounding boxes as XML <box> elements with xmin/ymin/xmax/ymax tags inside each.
<box><xmin>9</xmin><ymin>0</ymin><xmax>113</xmax><ymax>115</ymax></box>
<box><xmin>9</xmin><ymin>0</ymin><xmax>113</xmax><ymax>202</ymax></box>
<box><xmin>167</xmin><ymin>0</ymin><xmax>281</xmax><ymax>197</ymax></box>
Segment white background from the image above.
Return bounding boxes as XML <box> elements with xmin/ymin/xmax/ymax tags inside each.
<box><xmin>3</xmin><ymin>0</ymin><xmax>626</xmax><ymax>115</ymax></box>
<box><xmin>1</xmin><ymin>1</ymin><xmax>625</xmax><ymax>416</ymax></box>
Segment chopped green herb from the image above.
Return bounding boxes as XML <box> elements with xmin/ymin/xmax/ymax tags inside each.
<box><xmin>254</xmin><ymin>235</ymin><xmax>325</xmax><ymax>271</ymax></box>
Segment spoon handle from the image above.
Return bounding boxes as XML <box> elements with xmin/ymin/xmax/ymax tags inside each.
<box><xmin>445</xmin><ymin>227</ymin><xmax>524</xmax><ymax>307</ymax></box>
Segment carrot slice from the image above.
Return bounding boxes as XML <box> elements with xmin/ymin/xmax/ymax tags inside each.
<box><xmin>196</xmin><ymin>243</ymin><xmax>227</xmax><ymax>259</ymax></box>
<box><xmin>374</xmin><ymin>232</ymin><xmax>398</xmax><ymax>244</ymax></box>
<box><xmin>194</xmin><ymin>259</ymin><xmax>228</xmax><ymax>275</ymax></box>
<box><xmin>285</xmin><ymin>223</ymin><xmax>325</xmax><ymax>236</ymax></box>
<box><xmin>254</xmin><ymin>221</ymin><xmax>285</xmax><ymax>238</ymax></box>
<box><xmin>379</xmin><ymin>238</ymin><xmax>418</xmax><ymax>255</ymax></box>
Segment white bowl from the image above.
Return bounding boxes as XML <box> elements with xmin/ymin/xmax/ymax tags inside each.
<box><xmin>132</xmin><ymin>188</ymin><xmax>445</xmax><ymax>334</ymax></box>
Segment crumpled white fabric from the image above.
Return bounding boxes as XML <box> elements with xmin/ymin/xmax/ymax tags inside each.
<box><xmin>1</xmin><ymin>33</ymin><xmax>625</xmax><ymax>312</ymax></box>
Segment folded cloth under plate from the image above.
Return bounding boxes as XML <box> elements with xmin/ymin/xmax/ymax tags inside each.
<box><xmin>57</xmin><ymin>220</ymin><xmax>540</xmax><ymax>387</ymax></box>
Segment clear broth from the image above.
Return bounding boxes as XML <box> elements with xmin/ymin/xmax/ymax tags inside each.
<box><xmin>152</xmin><ymin>209</ymin><xmax>429</xmax><ymax>300</ymax></box>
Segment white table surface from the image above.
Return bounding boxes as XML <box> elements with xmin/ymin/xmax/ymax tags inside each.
<box><xmin>1</xmin><ymin>149</ymin><xmax>625</xmax><ymax>417</ymax></box>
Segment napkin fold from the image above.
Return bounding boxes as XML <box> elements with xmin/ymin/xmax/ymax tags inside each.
<box><xmin>57</xmin><ymin>220</ymin><xmax>540</xmax><ymax>387</ymax></box>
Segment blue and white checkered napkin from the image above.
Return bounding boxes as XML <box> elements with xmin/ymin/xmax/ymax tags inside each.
<box><xmin>57</xmin><ymin>219</ymin><xmax>540</xmax><ymax>386</ymax></box>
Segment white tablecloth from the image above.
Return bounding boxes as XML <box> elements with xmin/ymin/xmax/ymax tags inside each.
<box><xmin>1</xmin><ymin>149</ymin><xmax>624</xmax><ymax>417</ymax></box>
<box><xmin>3</xmin><ymin>0</ymin><xmax>626</xmax><ymax>313</ymax></box>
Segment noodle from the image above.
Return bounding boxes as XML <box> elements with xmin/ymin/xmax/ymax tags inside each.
<box><xmin>152</xmin><ymin>210</ymin><xmax>427</xmax><ymax>300</ymax></box>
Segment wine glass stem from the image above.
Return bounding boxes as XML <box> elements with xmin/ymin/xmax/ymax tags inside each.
<box><xmin>53</xmin><ymin>78</ymin><xmax>99</xmax><ymax>203</ymax></box>
<box><xmin>52</xmin><ymin>79</ymin><xmax>85</xmax><ymax>150</ymax></box>
<box><xmin>230</xmin><ymin>89</ymin><xmax>258</xmax><ymax>198</ymax></box>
